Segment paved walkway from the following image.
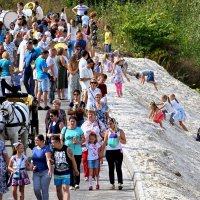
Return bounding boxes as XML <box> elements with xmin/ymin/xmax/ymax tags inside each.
<box><xmin>4</xmin><ymin>100</ymin><xmax>135</xmax><ymax>200</ymax></box>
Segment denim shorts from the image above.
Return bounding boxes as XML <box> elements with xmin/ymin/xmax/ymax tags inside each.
<box><xmin>105</xmin><ymin>44</ymin><xmax>112</xmax><ymax>52</ymax></box>
<box><xmin>147</xmin><ymin>71</ymin><xmax>154</xmax><ymax>82</ymax></box>
<box><xmin>54</xmin><ymin>175</ymin><xmax>70</xmax><ymax>186</ymax></box>
<box><xmin>38</xmin><ymin>78</ymin><xmax>49</xmax><ymax>92</ymax></box>
<box><xmin>88</xmin><ymin>159</ymin><xmax>99</xmax><ymax>169</ymax></box>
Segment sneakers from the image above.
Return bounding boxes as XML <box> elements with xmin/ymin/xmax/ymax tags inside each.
<box><xmin>111</xmin><ymin>184</ymin><xmax>115</xmax><ymax>190</ymax></box>
<box><xmin>96</xmin><ymin>184</ymin><xmax>100</xmax><ymax>190</ymax></box>
<box><xmin>84</xmin><ymin>177</ymin><xmax>88</xmax><ymax>181</ymax></box>
<box><xmin>75</xmin><ymin>184</ymin><xmax>79</xmax><ymax>190</ymax></box>
<box><xmin>38</xmin><ymin>106</ymin><xmax>43</xmax><ymax>110</ymax></box>
<box><xmin>43</xmin><ymin>106</ymin><xmax>51</xmax><ymax>110</ymax></box>
<box><xmin>69</xmin><ymin>186</ymin><xmax>75</xmax><ymax>190</ymax></box>
<box><xmin>118</xmin><ymin>183</ymin><xmax>123</xmax><ymax>190</ymax></box>
<box><xmin>89</xmin><ymin>186</ymin><xmax>93</xmax><ymax>191</ymax></box>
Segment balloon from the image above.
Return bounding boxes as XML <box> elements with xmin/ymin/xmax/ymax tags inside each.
<box><xmin>24</xmin><ymin>9</ymin><xmax>32</xmax><ymax>17</ymax></box>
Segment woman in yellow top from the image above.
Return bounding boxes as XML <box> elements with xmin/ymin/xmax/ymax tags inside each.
<box><xmin>104</xmin><ymin>25</ymin><xmax>112</xmax><ymax>53</ymax></box>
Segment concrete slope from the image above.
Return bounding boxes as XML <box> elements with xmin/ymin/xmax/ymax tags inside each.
<box><xmin>105</xmin><ymin>56</ymin><xmax>200</xmax><ymax>200</ymax></box>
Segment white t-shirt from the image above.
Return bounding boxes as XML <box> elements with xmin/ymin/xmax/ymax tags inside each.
<box><xmin>164</xmin><ymin>101</ymin><xmax>175</xmax><ymax>114</ymax></box>
<box><xmin>74</xmin><ymin>5</ymin><xmax>89</xmax><ymax>16</ymax></box>
<box><xmin>46</xmin><ymin>56</ymin><xmax>58</xmax><ymax>78</ymax></box>
<box><xmin>81</xmin><ymin>15</ymin><xmax>89</xmax><ymax>26</ymax></box>
<box><xmin>36</xmin><ymin>6</ymin><xmax>44</xmax><ymax>20</ymax></box>
<box><xmin>17</xmin><ymin>39</ymin><xmax>27</xmax><ymax>72</ymax></box>
<box><xmin>67</xmin><ymin>24</ymin><xmax>78</xmax><ymax>40</ymax></box>
<box><xmin>38</xmin><ymin>41</ymin><xmax>49</xmax><ymax>51</ymax></box>
<box><xmin>104</xmin><ymin>60</ymin><xmax>112</xmax><ymax>72</ymax></box>
<box><xmin>11</xmin><ymin>154</ymin><xmax>27</xmax><ymax>170</ymax></box>
<box><xmin>80</xmin><ymin>67</ymin><xmax>93</xmax><ymax>89</ymax></box>
<box><xmin>87</xmin><ymin>142</ymin><xmax>101</xmax><ymax>160</ymax></box>
<box><xmin>60</xmin><ymin>13</ymin><xmax>67</xmax><ymax>22</ymax></box>
<box><xmin>86</xmin><ymin>87</ymin><xmax>101</xmax><ymax>108</ymax></box>
<box><xmin>36</xmin><ymin>32</ymin><xmax>42</xmax><ymax>40</ymax></box>
<box><xmin>78</xmin><ymin>57</ymin><xmax>87</xmax><ymax>71</ymax></box>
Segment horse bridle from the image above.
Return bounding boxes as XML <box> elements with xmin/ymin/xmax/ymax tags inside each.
<box><xmin>0</xmin><ymin>103</ymin><xmax>20</xmax><ymax>126</ymax></box>
<box><xmin>0</xmin><ymin>109</ymin><xmax>10</xmax><ymax>125</ymax></box>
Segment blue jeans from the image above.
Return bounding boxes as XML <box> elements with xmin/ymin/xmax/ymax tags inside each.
<box><xmin>77</xmin><ymin>119</ymin><xmax>85</xmax><ymax>127</ymax></box>
<box><xmin>23</xmin><ymin>68</ymin><xmax>35</xmax><ymax>96</ymax></box>
<box><xmin>68</xmin><ymin>40</ymin><xmax>76</xmax><ymax>58</ymax></box>
<box><xmin>48</xmin><ymin>80</ymin><xmax>56</xmax><ymax>103</ymax></box>
<box><xmin>33</xmin><ymin>169</ymin><xmax>51</xmax><ymax>200</ymax></box>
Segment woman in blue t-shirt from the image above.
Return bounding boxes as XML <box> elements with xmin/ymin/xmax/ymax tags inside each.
<box><xmin>31</xmin><ymin>135</ymin><xmax>52</xmax><ymax>200</ymax></box>
<box><xmin>60</xmin><ymin>116</ymin><xmax>85</xmax><ymax>190</ymax></box>
<box><xmin>0</xmin><ymin>22</ymin><xmax>6</xmax><ymax>43</ymax></box>
<box><xmin>0</xmin><ymin>52</ymin><xmax>13</xmax><ymax>91</ymax></box>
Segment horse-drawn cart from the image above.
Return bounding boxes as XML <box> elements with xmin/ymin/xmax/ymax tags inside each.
<box><xmin>0</xmin><ymin>94</ymin><xmax>39</xmax><ymax>150</ymax></box>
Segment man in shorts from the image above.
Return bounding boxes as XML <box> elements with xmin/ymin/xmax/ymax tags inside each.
<box><xmin>51</xmin><ymin>136</ymin><xmax>79</xmax><ymax>200</ymax></box>
<box><xmin>35</xmin><ymin>50</ymin><xmax>50</xmax><ymax>110</ymax></box>
<box><xmin>72</xmin><ymin>0</ymin><xmax>89</xmax><ymax>26</ymax></box>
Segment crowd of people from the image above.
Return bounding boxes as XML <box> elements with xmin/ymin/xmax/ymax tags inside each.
<box><xmin>0</xmin><ymin>0</ymin><xmax>190</xmax><ymax>200</ymax></box>
<box><xmin>0</xmin><ymin>0</ymin><xmax>129</xmax><ymax>200</ymax></box>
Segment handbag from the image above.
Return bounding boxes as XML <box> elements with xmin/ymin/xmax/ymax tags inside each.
<box><xmin>13</xmin><ymin>155</ymin><xmax>24</xmax><ymax>179</ymax></box>
<box><xmin>2</xmin><ymin>146</ymin><xmax>11</xmax><ymax>187</ymax></box>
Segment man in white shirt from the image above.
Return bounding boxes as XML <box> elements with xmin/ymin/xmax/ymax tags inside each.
<box><xmin>38</xmin><ymin>35</ymin><xmax>49</xmax><ymax>51</ymax></box>
<box><xmin>46</xmin><ymin>48</ymin><xmax>58</xmax><ymax>104</ymax></box>
<box><xmin>35</xmin><ymin>1</ymin><xmax>44</xmax><ymax>21</ymax></box>
<box><xmin>80</xmin><ymin>58</ymin><xmax>94</xmax><ymax>101</ymax></box>
<box><xmin>72</xmin><ymin>0</ymin><xmax>89</xmax><ymax>26</ymax></box>
<box><xmin>78</xmin><ymin>50</ymin><xmax>88</xmax><ymax>71</ymax></box>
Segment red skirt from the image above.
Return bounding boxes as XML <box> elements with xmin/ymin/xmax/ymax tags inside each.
<box><xmin>153</xmin><ymin>111</ymin><xmax>164</xmax><ymax>123</ymax></box>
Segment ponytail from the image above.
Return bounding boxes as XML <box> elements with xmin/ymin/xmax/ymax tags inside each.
<box><xmin>174</xmin><ymin>98</ymin><xmax>179</xmax><ymax>103</ymax></box>
<box><xmin>167</xmin><ymin>97</ymin><xmax>173</xmax><ymax>106</ymax></box>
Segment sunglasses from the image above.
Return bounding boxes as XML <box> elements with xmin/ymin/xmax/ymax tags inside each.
<box><xmin>90</xmin><ymin>82</ymin><xmax>97</xmax><ymax>84</ymax></box>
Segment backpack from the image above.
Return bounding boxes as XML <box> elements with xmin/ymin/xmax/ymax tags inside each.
<box><xmin>107</xmin><ymin>129</ymin><xmax>119</xmax><ymax>148</ymax></box>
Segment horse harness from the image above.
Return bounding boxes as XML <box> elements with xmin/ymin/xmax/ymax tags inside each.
<box><xmin>0</xmin><ymin>102</ymin><xmax>27</xmax><ymax>135</ymax></box>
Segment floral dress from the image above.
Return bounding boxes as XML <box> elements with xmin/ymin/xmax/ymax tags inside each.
<box><xmin>87</xmin><ymin>102</ymin><xmax>109</xmax><ymax>128</ymax></box>
<box><xmin>111</xmin><ymin>65</ymin><xmax>124</xmax><ymax>84</ymax></box>
<box><xmin>89</xmin><ymin>19</ymin><xmax>98</xmax><ymax>47</ymax></box>
<box><xmin>0</xmin><ymin>140</ymin><xmax>9</xmax><ymax>194</ymax></box>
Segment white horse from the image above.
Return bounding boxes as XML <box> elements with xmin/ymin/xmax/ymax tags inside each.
<box><xmin>0</xmin><ymin>100</ymin><xmax>30</xmax><ymax>148</ymax></box>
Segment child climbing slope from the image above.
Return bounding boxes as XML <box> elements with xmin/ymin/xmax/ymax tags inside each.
<box><xmin>169</xmin><ymin>94</ymin><xmax>188</xmax><ymax>131</ymax></box>
<box><xmin>135</xmin><ymin>70</ymin><xmax>158</xmax><ymax>90</ymax></box>
<box><xmin>157</xmin><ymin>95</ymin><xmax>175</xmax><ymax>125</ymax></box>
<box><xmin>111</xmin><ymin>59</ymin><xmax>130</xmax><ymax>97</ymax></box>
<box><xmin>149</xmin><ymin>102</ymin><xmax>165</xmax><ymax>129</ymax></box>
